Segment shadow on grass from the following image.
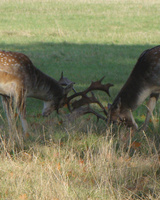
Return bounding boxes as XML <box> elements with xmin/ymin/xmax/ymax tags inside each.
<box><xmin>0</xmin><ymin>42</ymin><xmax>159</xmax><ymax>150</ymax></box>
<box><xmin>0</xmin><ymin>42</ymin><xmax>154</xmax><ymax>86</ymax></box>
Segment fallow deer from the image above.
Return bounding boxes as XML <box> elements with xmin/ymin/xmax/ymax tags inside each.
<box><xmin>108</xmin><ymin>45</ymin><xmax>160</xmax><ymax>131</ymax></box>
<box><xmin>0</xmin><ymin>50</ymin><xmax>73</xmax><ymax>135</ymax></box>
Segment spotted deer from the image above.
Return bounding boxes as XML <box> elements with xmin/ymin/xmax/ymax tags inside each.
<box><xmin>0</xmin><ymin>50</ymin><xmax>73</xmax><ymax>135</ymax></box>
<box><xmin>108</xmin><ymin>45</ymin><xmax>160</xmax><ymax>131</ymax></box>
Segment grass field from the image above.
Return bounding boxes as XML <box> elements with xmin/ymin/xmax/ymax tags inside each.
<box><xmin>0</xmin><ymin>0</ymin><xmax>160</xmax><ymax>199</ymax></box>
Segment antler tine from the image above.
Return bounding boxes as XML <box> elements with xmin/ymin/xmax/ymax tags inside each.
<box><xmin>66</xmin><ymin>106</ymin><xmax>108</xmax><ymax>123</ymax></box>
<box><xmin>99</xmin><ymin>76</ymin><xmax>105</xmax><ymax>83</ymax></box>
<box><xmin>90</xmin><ymin>92</ymin><xmax>108</xmax><ymax>116</ymax></box>
<box><xmin>58</xmin><ymin>71</ymin><xmax>74</xmax><ymax>86</ymax></box>
<box><xmin>58</xmin><ymin>71</ymin><xmax>76</xmax><ymax>93</ymax></box>
<box><xmin>66</xmin><ymin>77</ymin><xmax>113</xmax><ymax>103</ymax></box>
<box><xmin>71</xmin><ymin>93</ymin><xmax>94</xmax><ymax>110</ymax></box>
<box><xmin>87</xmin><ymin>78</ymin><xmax>113</xmax><ymax>97</ymax></box>
<box><xmin>71</xmin><ymin>92</ymin><xmax>108</xmax><ymax>116</ymax></box>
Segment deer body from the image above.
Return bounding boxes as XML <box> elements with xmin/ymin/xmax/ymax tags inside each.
<box><xmin>0</xmin><ymin>50</ymin><xmax>73</xmax><ymax>135</ymax></box>
<box><xmin>109</xmin><ymin>46</ymin><xmax>160</xmax><ymax>130</ymax></box>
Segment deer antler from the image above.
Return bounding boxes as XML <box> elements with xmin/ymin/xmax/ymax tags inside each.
<box><xmin>65</xmin><ymin>77</ymin><xmax>113</xmax><ymax>121</ymax></box>
<box><xmin>58</xmin><ymin>72</ymin><xmax>76</xmax><ymax>93</ymax></box>
<box><xmin>71</xmin><ymin>92</ymin><xmax>108</xmax><ymax>116</ymax></box>
<box><xmin>67</xmin><ymin>77</ymin><xmax>113</xmax><ymax>103</ymax></box>
<box><xmin>66</xmin><ymin>106</ymin><xmax>107</xmax><ymax>123</ymax></box>
<box><xmin>85</xmin><ymin>76</ymin><xmax>113</xmax><ymax>97</ymax></box>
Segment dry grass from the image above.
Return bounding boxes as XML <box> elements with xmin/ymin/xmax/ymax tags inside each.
<box><xmin>0</xmin><ymin>119</ymin><xmax>160</xmax><ymax>200</ymax></box>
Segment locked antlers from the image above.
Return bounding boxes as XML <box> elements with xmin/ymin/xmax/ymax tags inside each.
<box><xmin>65</xmin><ymin>76</ymin><xmax>113</xmax><ymax>122</ymax></box>
<box><xmin>66</xmin><ymin>106</ymin><xmax>108</xmax><ymax>122</ymax></box>
<box><xmin>67</xmin><ymin>76</ymin><xmax>113</xmax><ymax>101</ymax></box>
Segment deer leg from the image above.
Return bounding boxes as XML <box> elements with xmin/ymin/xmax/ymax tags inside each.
<box><xmin>141</xmin><ymin>93</ymin><xmax>159</xmax><ymax>131</ymax></box>
<box><xmin>128</xmin><ymin>110</ymin><xmax>138</xmax><ymax>130</ymax></box>
<box><xmin>16</xmin><ymin>92</ymin><xmax>28</xmax><ymax>136</ymax></box>
<box><xmin>19</xmin><ymin>109</ymin><xmax>28</xmax><ymax>136</ymax></box>
<box><xmin>2</xmin><ymin>93</ymin><xmax>28</xmax><ymax>135</ymax></box>
<box><xmin>1</xmin><ymin>96</ymin><xmax>14</xmax><ymax>130</ymax></box>
<box><xmin>122</xmin><ymin>109</ymin><xmax>138</xmax><ymax>131</ymax></box>
<box><xmin>19</xmin><ymin>104</ymin><xmax>28</xmax><ymax>135</ymax></box>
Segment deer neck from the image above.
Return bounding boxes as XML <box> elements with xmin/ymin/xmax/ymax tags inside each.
<box><xmin>27</xmin><ymin>67</ymin><xmax>63</xmax><ymax>101</ymax></box>
<box><xmin>114</xmin><ymin>75</ymin><xmax>151</xmax><ymax>112</ymax></box>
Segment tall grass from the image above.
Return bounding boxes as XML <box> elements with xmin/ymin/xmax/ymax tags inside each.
<box><xmin>0</xmin><ymin>0</ymin><xmax>160</xmax><ymax>199</ymax></box>
<box><xmin>0</xmin><ymin>124</ymin><xmax>160</xmax><ymax>199</ymax></box>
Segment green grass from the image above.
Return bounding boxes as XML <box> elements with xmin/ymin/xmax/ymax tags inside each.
<box><xmin>0</xmin><ymin>0</ymin><xmax>160</xmax><ymax>199</ymax></box>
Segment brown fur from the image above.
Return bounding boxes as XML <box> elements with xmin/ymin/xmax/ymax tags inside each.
<box><xmin>0</xmin><ymin>50</ymin><xmax>73</xmax><ymax>135</ymax></box>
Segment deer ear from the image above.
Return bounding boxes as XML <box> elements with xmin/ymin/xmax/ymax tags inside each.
<box><xmin>64</xmin><ymin>83</ymin><xmax>74</xmax><ymax>95</ymax></box>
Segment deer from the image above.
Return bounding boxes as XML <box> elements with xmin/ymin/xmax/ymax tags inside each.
<box><xmin>108</xmin><ymin>45</ymin><xmax>160</xmax><ymax>131</ymax></box>
<box><xmin>0</xmin><ymin>50</ymin><xmax>74</xmax><ymax>136</ymax></box>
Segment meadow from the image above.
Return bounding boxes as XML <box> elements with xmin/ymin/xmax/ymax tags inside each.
<box><xmin>0</xmin><ymin>0</ymin><xmax>160</xmax><ymax>199</ymax></box>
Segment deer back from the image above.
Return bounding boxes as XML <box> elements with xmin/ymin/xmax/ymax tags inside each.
<box><xmin>0</xmin><ymin>50</ymin><xmax>73</xmax><ymax>110</ymax></box>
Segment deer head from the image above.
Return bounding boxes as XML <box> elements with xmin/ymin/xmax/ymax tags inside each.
<box><xmin>108</xmin><ymin>98</ymin><xmax>138</xmax><ymax>130</ymax></box>
<box><xmin>42</xmin><ymin>77</ymin><xmax>74</xmax><ymax>116</ymax></box>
